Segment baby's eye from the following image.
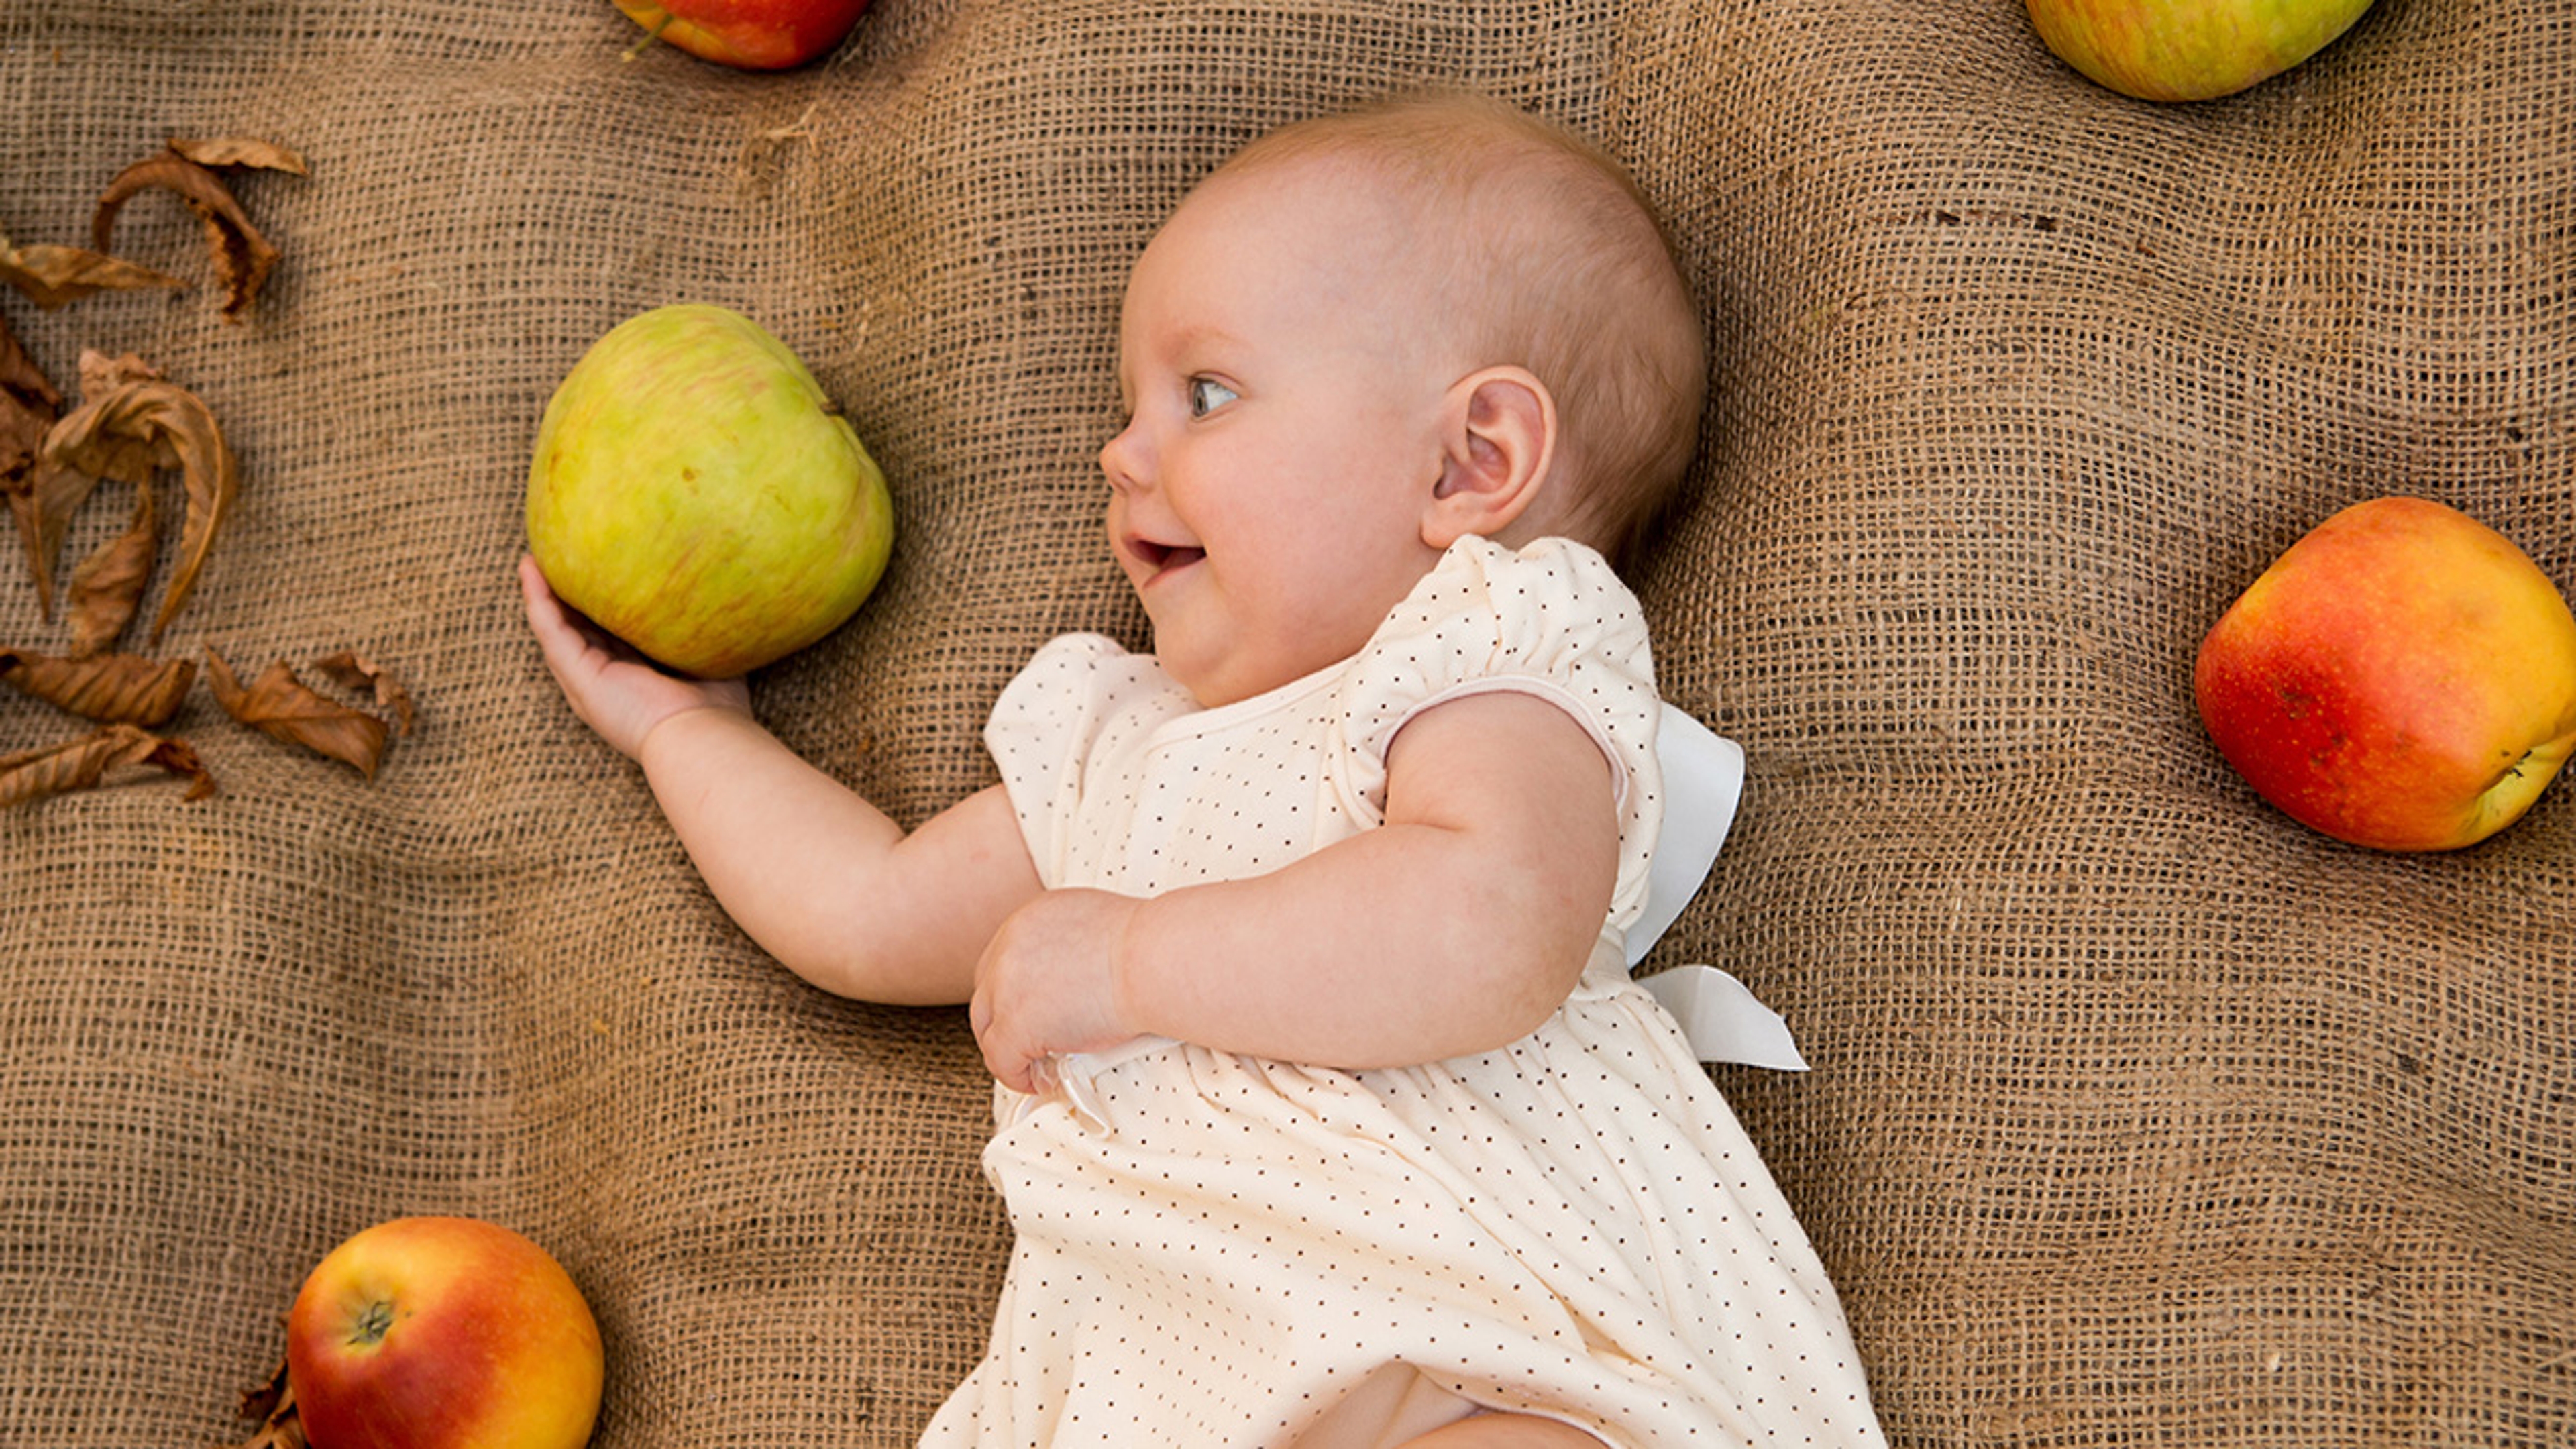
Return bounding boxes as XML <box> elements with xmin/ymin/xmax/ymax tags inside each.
<box><xmin>1188</xmin><ymin>377</ymin><xmax>1238</xmax><ymax>417</ymax></box>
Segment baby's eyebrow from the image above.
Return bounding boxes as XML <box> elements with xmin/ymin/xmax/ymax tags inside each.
<box><xmin>1164</xmin><ymin>321</ymin><xmax>1233</xmax><ymax>358</ymax></box>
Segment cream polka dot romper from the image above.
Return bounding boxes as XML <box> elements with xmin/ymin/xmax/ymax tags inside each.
<box><xmin>924</xmin><ymin>537</ymin><xmax>1882</xmax><ymax>1448</ymax></box>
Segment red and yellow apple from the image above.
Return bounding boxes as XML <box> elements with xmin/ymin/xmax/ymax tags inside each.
<box><xmin>527</xmin><ymin>303</ymin><xmax>894</xmax><ymax>678</ymax></box>
<box><xmin>285</xmin><ymin>1216</ymin><xmax>604</xmax><ymax>1449</ymax></box>
<box><xmin>612</xmin><ymin>0</ymin><xmax>872</xmax><ymax>70</ymax></box>
<box><xmin>2027</xmin><ymin>0</ymin><xmax>2376</xmax><ymax>102</ymax></box>
<box><xmin>2195</xmin><ymin>496</ymin><xmax>2576</xmax><ymax>851</ymax></box>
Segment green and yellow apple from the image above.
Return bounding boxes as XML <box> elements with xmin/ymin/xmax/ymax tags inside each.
<box><xmin>2027</xmin><ymin>0</ymin><xmax>2376</xmax><ymax>102</ymax></box>
<box><xmin>2195</xmin><ymin>496</ymin><xmax>2576</xmax><ymax>851</ymax></box>
<box><xmin>285</xmin><ymin>1216</ymin><xmax>604</xmax><ymax>1449</ymax></box>
<box><xmin>527</xmin><ymin>303</ymin><xmax>893</xmax><ymax>678</ymax></box>
<box><xmin>612</xmin><ymin>0</ymin><xmax>872</xmax><ymax>70</ymax></box>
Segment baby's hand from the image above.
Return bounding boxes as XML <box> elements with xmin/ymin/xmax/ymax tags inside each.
<box><xmin>971</xmin><ymin>887</ymin><xmax>1143</xmax><ymax>1095</ymax></box>
<box><xmin>519</xmin><ymin>555</ymin><xmax>751</xmax><ymax>759</ymax></box>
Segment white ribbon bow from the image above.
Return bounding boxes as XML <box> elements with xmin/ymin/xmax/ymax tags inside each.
<box><xmin>1631</xmin><ymin>704</ymin><xmax>1807</xmax><ymax>1072</ymax></box>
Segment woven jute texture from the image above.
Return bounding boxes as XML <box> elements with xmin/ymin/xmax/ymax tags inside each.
<box><xmin>3</xmin><ymin>1</ymin><xmax>2569</xmax><ymax>1445</ymax></box>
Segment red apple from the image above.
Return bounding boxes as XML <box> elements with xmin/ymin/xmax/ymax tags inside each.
<box><xmin>2027</xmin><ymin>0</ymin><xmax>2376</xmax><ymax>102</ymax></box>
<box><xmin>285</xmin><ymin>1216</ymin><xmax>604</xmax><ymax>1449</ymax></box>
<box><xmin>613</xmin><ymin>0</ymin><xmax>872</xmax><ymax>71</ymax></box>
<box><xmin>2195</xmin><ymin>496</ymin><xmax>2576</xmax><ymax>851</ymax></box>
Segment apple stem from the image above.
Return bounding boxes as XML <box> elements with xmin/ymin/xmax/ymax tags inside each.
<box><xmin>350</xmin><ymin>1299</ymin><xmax>395</xmax><ymax>1348</ymax></box>
<box><xmin>621</xmin><ymin>15</ymin><xmax>671</xmax><ymax>64</ymax></box>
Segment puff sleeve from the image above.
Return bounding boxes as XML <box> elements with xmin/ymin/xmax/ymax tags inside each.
<box><xmin>983</xmin><ymin>633</ymin><xmax>1182</xmax><ymax>888</ymax></box>
<box><xmin>1331</xmin><ymin>535</ymin><xmax>1665</xmax><ymax>930</ymax></box>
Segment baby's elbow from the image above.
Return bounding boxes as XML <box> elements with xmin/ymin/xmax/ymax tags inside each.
<box><xmin>767</xmin><ymin>938</ymin><xmax>874</xmax><ymax>1002</ymax></box>
<box><xmin>1496</xmin><ymin>839</ymin><xmax>1612</xmax><ymax>962</ymax></box>
<box><xmin>771</xmin><ymin>925</ymin><xmax>954</xmax><ymax>1007</ymax></box>
<box><xmin>1509</xmin><ymin>928</ymin><xmax>1599</xmax><ymax>1032</ymax></box>
<box><xmin>1454</xmin><ymin>904</ymin><xmax>1600</xmax><ymax>1048</ymax></box>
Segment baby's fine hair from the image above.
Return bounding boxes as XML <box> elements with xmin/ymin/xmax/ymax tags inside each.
<box><xmin>1216</xmin><ymin>91</ymin><xmax>1710</xmax><ymax>568</ymax></box>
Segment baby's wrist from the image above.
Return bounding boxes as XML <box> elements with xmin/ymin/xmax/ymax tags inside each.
<box><xmin>633</xmin><ymin>698</ymin><xmax>751</xmax><ymax>765</ymax></box>
<box><xmin>1106</xmin><ymin>893</ymin><xmax>1155</xmax><ymax>1040</ymax></box>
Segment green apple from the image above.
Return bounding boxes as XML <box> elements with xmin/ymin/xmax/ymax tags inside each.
<box><xmin>527</xmin><ymin>304</ymin><xmax>892</xmax><ymax>678</ymax></box>
<box><xmin>2195</xmin><ymin>497</ymin><xmax>2576</xmax><ymax>851</ymax></box>
<box><xmin>2027</xmin><ymin>0</ymin><xmax>2376</xmax><ymax>102</ymax></box>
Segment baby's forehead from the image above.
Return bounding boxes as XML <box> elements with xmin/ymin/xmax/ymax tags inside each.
<box><xmin>1141</xmin><ymin>163</ymin><xmax>1427</xmax><ymax>294</ymax></box>
<box><xmin>1179</xmin><ymin>150</ymin><xmax>1418</xmax><ymax>234</ymax></box>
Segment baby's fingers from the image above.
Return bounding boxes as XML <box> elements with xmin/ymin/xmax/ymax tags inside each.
<box><xmin>520</xmin><ymin>559</ymin><xmax>621</xmax><ymax>706</ymax></box>
<box><xmin>968</xmin><ymin>987</ymin><xmax>1042</xmax><ymax>1095</ymax></box>
<box><xmin>519</xmin><ymin>553</ymin><xmax>570</xmax><ymax>627</ymax></box>
<box><xmin>517</xmin><ymin>555</ymin><xmax>724</xmax><ymax>757</ymax></box>
<box><xmin>519</xmin><ymin>556</ymin><xmax>603</xmax><ymax>667</ymax></box>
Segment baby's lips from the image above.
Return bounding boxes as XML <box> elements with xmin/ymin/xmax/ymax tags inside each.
<box><xmin>1122</xmin><ymin>533</ymin><xmax>1208</xmax><ymax>576</ymax></box>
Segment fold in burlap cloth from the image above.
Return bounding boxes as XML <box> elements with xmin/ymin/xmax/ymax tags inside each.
<box><xmin>1</xmin><ymin>1</ymin><xmax>2568</xmax><ymax>1445</ymax></box>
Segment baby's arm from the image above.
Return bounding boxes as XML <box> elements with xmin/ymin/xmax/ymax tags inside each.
<box><xmin>521</xmin><ymin>557</ymin><xmax>1040</xmax><ymax>1006</ymax></box>
<box><xmin>971</xmin><ymin>688</ymin><xmax>1619</xmax><ymax>1087</ymax></box>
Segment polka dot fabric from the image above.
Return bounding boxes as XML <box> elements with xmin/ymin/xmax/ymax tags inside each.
<box><xmin>943</xmin><ymin>538</ymin><xmax>1882</xmax><ymax>1448</ymax></box>
<box><xmin>1334</xmin><ymin>537</ymin><xmax>1660</xmax><ymax>929</ymax></box>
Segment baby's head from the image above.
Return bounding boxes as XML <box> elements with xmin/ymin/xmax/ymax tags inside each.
<box><xmin>1205</xmin><ymin>91</ymin><xmax>1709</xmax><ymax>564</ymax></box>
<box><xmin>1102</xmin><ymin>93</ymin><xmax>1707</xmax><ymax>706</ymax></box>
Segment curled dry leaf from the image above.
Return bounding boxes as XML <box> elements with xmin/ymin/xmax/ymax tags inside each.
<box><xmin>313</xmin><ymin>649</ymin><xmax>417</xmax><ymax>735</ymax></box>
<box><xmin>40</xmin><ymin>352</ymin><xmax>235</xmax><ymax>641</ymax></box>
<box><xmin>65</xmin><ymin>481</ymin><xmax>155</xmax><ymax>656</ymax></box>
<box><xmin>0</xmin><ymin>647</ymin><xmax>195</xmax><ymax>726</ymax></box>
<box><xmin>0</xmin><ymin>309</ymin><xmax>58</xmax><ymax>426</ymax></box>
<box><xmin>1</xmin><ymin>311</ymin><xmax>64</xmax><ymax>598</ymax></box>
<box><xmin>206</xmin><ymin>647</ymin><xmax>393</xmax><ymax>779</ymax></box>
<box><xmin>21</xmin><ymin>459</ymin><xmax>101</xmax><ymax>621</ymax></box>
<box><xmin>0</xmin><ymin>721</ymin><xmax>214</xmax><ymax>808</ymax></box>
<box><xmin>25</xmin><ymin>352</ymin><xmax>158</xmax><ymax>616</ymax></box>
<box><xmin>92</xmin><ymin>152</ymin><xmax>280</xmax><ymax>321</ymax></box>
<box><xmin>168</xmin><ymin>136</ymin><xmax>312</xmax><ymax>178</ymax></box>
<box><xmin>61</xmin><ymin>351</ymin><xmax>170</xmax><ymax>484</ymax></box>
<box><xmin>170</xmin><ymin>136</ymin><xmax>311</xmax><ymax>177</ymax></box>
<box><xmin>0</xmin><ymin>233</ymin><xmax>189</xmax><ymax>311</ymax></box>
<box><xmin>219</xmin><ymin>1358</ymin><xmax>309</xmax><ymax>1449</ymax></box>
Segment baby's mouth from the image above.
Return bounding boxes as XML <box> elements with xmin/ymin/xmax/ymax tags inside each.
<box><xmin>1130</xmin><ymin>538</ymin><xmax>1207</xmax><ymax>579</ymax></box>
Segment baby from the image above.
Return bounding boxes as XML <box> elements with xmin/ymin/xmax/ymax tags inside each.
<box><xmin>523</xmin><ymin>91</ymin><xmax>1882</xmax><ymax>1449</ymax></box>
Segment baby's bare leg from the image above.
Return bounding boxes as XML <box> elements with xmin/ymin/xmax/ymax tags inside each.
<box><xmin>1395</xmin><ymin>1412</ymin><xmax>1606</xmax><ymax>1448</ymax></box>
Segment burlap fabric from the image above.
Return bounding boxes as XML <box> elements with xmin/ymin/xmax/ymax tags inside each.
<box><xmin>3</xmin><ymin>1</ymin><xmax>2569</xmax><ymax>1444</ymax></box>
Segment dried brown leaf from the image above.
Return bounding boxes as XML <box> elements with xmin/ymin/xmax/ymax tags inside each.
<box><xmin>0</xmin><ymin>721</ymin><xmax>213</xmax><ymax>808</ymax></box>
<box><xmin>47</xmin><ymin>353</ymin><xmax>164</xmax><ymax>505</ymax></box>
<box><xmin>1</xmin><ymin>311</ymin><xmax>62</xmax><ymax>600</ymax></box>
<box><xmin>206</xmin><ymin>647</ymin><xmax>390</xmax><ymax>778</ymax></box>
<box><xmin>0</xmin><ymin>647</ymin><xmax>195</xmax><ymax>726</ymax></box>
<box><xmin>91</xmin><ymin>153</ymin><xmax>279</xmax><ymax>321</ymax></box>
<box><xmin>21</xmin><ymin>460</ymin><xmax>101</xmax><ymax>621</ymax></box>
<box><xmin>312</xmin><ymin>649</ymin><xmax>417</xmax><ymax>735</ymax></box>
<box><xmin>40</xmin><ymin>355</ymin><xmax>235</xmax><ymax>640</ymax></box>
<box><xmin>65</xmin><ymin>482</ymin><xmax>155</xmax><ymax>656</ymax></box>
<box><xmin>0</xmin><ymin>308</ymin><xmax>59</xmax><ymax>413</ymax></box>
<box><xmin>77</xmin><ymin>348</ymin><xmax>167</xmax><ymax>402</ymax></box>
<box><xmin>168</xmin><ymin>136</ymin><xmax>311</xmax><ymax>177</ymax></box>
<box><xmin>217</xmin><ymin>1358</ymin><xmax>309</xmax><ymax>1449</ymax></box>
<box><xmin>0</xmin><ymin>317</ymin><xmax>56</xmax><ymax>482</ymax></box>
<box><xmin>0</xmin><ymin>233</ymin><xmax>189</xmax><ymax>310</ymax></box>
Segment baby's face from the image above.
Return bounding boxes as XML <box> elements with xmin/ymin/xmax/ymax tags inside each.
<box><xmin>1102</xmin><ymin>162</ymin><xmax>1461</xmax><ymax>708</ymax></box>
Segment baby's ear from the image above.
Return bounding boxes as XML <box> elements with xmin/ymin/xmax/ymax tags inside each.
<box><xmin>1424</xmin><ymin>366</ymin><xmax>1556</xmax><ymax>549</ymax></box>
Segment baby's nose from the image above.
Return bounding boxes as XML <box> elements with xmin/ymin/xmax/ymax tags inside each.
<box><xmin>1099</xmin><ymin>421</ymin><xmax>1148</xmax><ymax>492</ymax></box>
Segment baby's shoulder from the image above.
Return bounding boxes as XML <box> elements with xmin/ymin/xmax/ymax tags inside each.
<box><xmin>1002</xmin><ymin>632</ymin><xmax>1167</xmax><ymax>695</ymax></box>
<box><xmin>1360</xmin><ymin>535</ymin><xmax>1653</xmax><ymax>682</ymax></box>
<box><xmin>988</xmin><ymin>632</ymin><xmax>1191</xmax><ymax>747</ymax></box>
